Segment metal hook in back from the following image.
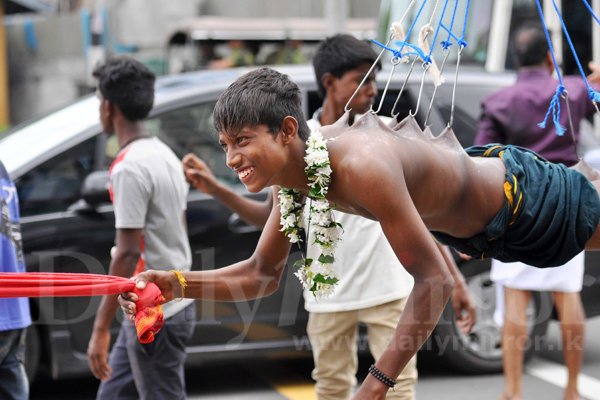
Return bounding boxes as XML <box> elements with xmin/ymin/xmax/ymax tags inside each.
<box><xmin>391</xmin><ymin>57</ymin><xmax>418</xmax><ymax>119</ymax></box>
<box><xmin>409</xmin><ymin>62</ymin><xmax>431</xmax><ymax>118</ymax></box>
<box><xmin>424</xmin><ymin>48</ymin><xmax>451</xmax><ymax>127</ymax></box>
<box><xmin>344</xmin><ymin>33</ymin><xmax>394</xmax><ymax>113</ymax></box>
<box><xmin>371</xmin><ymin>56</ymin><xmax>402</xmax><ymax>114</ymax></box>
<box><xmin>593</xmin><ymin>100</ymin><xmax>600</xmax><ymax>122</ymax></box>
<box><xmin>560</xmin><ymin>90</ymin><xmax>580</xmax><ymax>160</ymax></box>
<box><xmin>448</xmin><ymin>45</ymin><xmax>464</xmax><ymax>128</ymax></box>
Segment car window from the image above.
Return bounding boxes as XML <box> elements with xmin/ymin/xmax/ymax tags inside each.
<box><xmin>427</xmin><ymin>84</ymin><xmax>487</xmax><ymax>148</ymax></box>
<box><xmin>0</xmin><ymin>96</ymin><xmax>99</xmax><ymax>175</ymax></box>
<box><xmin>306</xmin><ymin>89</ymin><xmax>416</xmax><ymax>124</ymax></box>
<box><xmin>16</xmin><ymin>137</ymin><xmax>97</xmax><ymax>217</ymax></box>
<box><xmin>104</xmin><ymin>101</ymin><xmax>238</xmax><ymax>186</ymax></box>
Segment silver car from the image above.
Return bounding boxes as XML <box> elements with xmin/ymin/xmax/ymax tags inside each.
<box><xmin>3</xmin><ymin>63</ymin><xmax>597</xmax><ymax>380</ymax></box>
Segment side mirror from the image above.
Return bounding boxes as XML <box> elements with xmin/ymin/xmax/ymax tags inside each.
<box><xmin>81</xmin><ymin>171</ymin><xmax>111</xmax><ymax>206</ymax></box>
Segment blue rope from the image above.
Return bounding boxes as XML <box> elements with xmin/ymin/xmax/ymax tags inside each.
<box><xmin>399</xmin><ymin>0</ymin><xmax>430</xmax><ymax>54</ymax></box>
<box><xmin>459</xmin><ymin>0</ymin><xmax>471</xmax><ymax>47</ymax></box>
<box><xmin>582</xmin><ymin>0</ymin><xmax>600</xmax><ymax>31</ymax></box>
<box><xmin>440</xmin><ymin>24</ymin><xmax>461</xmax><ymax>44</ymax></box>
<box><xmin>535</xmin><ymin>0</ymin><xmax>567</xmax><ymax>136</ymax></box>
<box><xmin>538</xmin><ymin>85</ymin><xmax>567</xmax><ymax>136</ymax></box>
<box><xmin>441</xmin><ymin>0</ymin><xmax>460</xmax><ymax>49</ymax></box>
<box><xmin>581</xmin><ymin>0</ymin><xmax>600</xmax><ymax>102</ymax></box>
<box><xmin>427</xmin><ymin>0</ymin><xmax>451</xmax><ymax>59</ymax></box>
<box><xmin>371</xmin><ymin>39</ymin><xmax>426</xmax><ymax>61</ymax></box>
<box><xmin>383</xmin><ymin>1</ymin><xmax>470</xmax><ymax>66</ymax></box>
<box><xmin>550</xmin><ymin>0</ymin><xmax>600</xmax><ymax>103</ymax></box>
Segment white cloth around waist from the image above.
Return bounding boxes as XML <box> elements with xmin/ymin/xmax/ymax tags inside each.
<box><xmin>490</xmin><ymin>252</ymin><xmax>584</xmax><ymax>292</ymax></box>
<box><xmin>491</xmin><ymin>252</ymin><xmax>584</xmax><ymax>327</ymax></box>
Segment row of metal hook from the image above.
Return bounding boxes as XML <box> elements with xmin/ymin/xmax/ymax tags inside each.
<box><xmin>344</xmin><ymin>32</ymin><xmax>465</xmax><ymax>129</ymax></box>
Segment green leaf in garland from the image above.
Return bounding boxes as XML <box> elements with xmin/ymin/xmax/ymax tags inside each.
<box><xmin>313</xmin><ymin>273</ymin><xmax>339</xmax><ymax>285</ymax></box>
<box><xmin>309</xmin><ymin>188</ymin><xmax>325</xmax><ymax>198</ymax></box>
<box><xmin>294</xmin><ymin>258</ymin><xmax>313</xmax><ymax>268</ymax></box>
<box><xmin>318</xmin><ymin>254</ymin><xmax>334</xmax><ymax>264</ymax></box>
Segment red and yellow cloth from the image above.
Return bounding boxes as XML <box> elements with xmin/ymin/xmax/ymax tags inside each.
<box><xmin>0</xmin><ymin>272</ymin><xmax>164</xmax><ymax>343</ymax></box>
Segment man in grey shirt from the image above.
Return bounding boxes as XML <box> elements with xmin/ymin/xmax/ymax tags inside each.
<box><xmin>87</xmin><ymin>56</ymin><xmax>195</xmax><ymax>400</ymax></box>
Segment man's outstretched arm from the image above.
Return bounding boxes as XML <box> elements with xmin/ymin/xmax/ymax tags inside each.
<box><xmin>183</xmin><ymin>153</ymin><xmax>272</xmax><ymax>228</ymax></box>
<box><xmin>120</xmin><ymin>189</ymin><xmax>291</xmax><ymax>309</ymax></box>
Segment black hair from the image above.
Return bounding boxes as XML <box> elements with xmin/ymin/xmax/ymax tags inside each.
<box><xmin>513</xmin><ymin>23</ymin><xmax>550</xmax><ymax>68</ymax></box>
<box><xmin>312</xmin><ymin>34</ymin><xmax>380</xmax><ymax>99</ymax></box>
<box><xmin>213</xmin><ymin>67</ymin><xmax>310</xmax><ymax>140</ymax></box>
<box><xmin>93</xmin><ymin>56</ymin><xmax>156</xmax><ymax>122</ymax></box>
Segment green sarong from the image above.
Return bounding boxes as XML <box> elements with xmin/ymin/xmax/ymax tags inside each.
<box><xmin>431</xmin><ymin>144</ymin><xmax>600</xmax><ymax>268</ymax></box>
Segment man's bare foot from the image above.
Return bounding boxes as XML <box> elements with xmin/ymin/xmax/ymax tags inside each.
<box><xmin>564</xmin><ymin>390</ymin><xmax>582</xmax><ymax>400</ymax></box>
<box><xmin>564</xmin><ymin>383</ymin><xmax>582</xmax><ymax>400</ymax></box>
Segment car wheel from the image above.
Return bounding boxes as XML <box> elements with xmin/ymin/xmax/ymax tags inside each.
<box><xmin>432</xmin><ymin>264</ymin><xmax>552</xmax><ymax>374</ymax></box>
<box><xmin>24</xmin><ymin>325</ymin><xmax>41</xmax><ymax>383</ymax></box>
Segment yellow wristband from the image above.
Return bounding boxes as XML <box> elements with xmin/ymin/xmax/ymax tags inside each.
<box><xmin>169</xmin><ymin>270</ymin><xmax>187</xmax><ymax>302</ymax></box>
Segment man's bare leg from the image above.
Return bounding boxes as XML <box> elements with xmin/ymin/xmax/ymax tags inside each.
<box><xmin>498</xmin><ymin>287</ymin><xmax>532</xmax><ymax>400</ymax></box>
<box><xmin>553</xmin><ymin>291</ymin><xmax>585</xmax><ymax>400</ymax></box>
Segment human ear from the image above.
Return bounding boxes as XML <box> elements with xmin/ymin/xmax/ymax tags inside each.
<box><xmin>322</xmin><ymin>73</ymin><xmax>335</xmax><ymax>92</ymax></box>
<box><xmin>280</xmin><ymin>116</ymin><xmax>299</xmax><ymax>144</ymax></box>
<box><xmin>102</xmin><ymin>100</ymin><xmax>113</xmax><ymax>119</ymax></box>
<box><xmin>544</xmin><ymin>51</ymin><xmax>555</xmax><ymax>73</ymax></box>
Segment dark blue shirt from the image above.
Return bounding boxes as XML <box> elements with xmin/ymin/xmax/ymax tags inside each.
<box><xmin>0</xmin><ymin>160</ymin><xmax>31</xmax><ymax>331</ymax></box>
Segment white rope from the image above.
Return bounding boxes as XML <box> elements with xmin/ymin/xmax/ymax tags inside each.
<box><xmin>399</xmin><ymin>0</ymin><xmax>418</xmax><ymax>25</ymax></box>
<box><xmin>428</xmin><ymin>0</ymin><xmax>443</xmax><ymax>27</ymax></box>
<box><xmin>391</xmin><ymin>0</ymin><xmax>417</xmax><ymax>42</ymax></box>
<box><xmin>418</xmin><ymin>24</ymin><xmax>445</xmax><ymax>87</ymax></box>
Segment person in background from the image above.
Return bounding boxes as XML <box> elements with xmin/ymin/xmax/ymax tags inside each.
<box><xmin>0</xmin><ymin>159</ymin><xmax>32</xmax><ymax>400</ymax></box>
<box><xmin>87</xmin><ymin>56</ymin><xmax>195</xmax><ymax>400</ymax></box>
<box><xmin>475</xmin><ymin>23</ymin><xmax>600</xmax><ymax>400</ymax></box>
<box><xmin>208</xmin><ymin>40</ymin><xmax>255</xmax><ymax>69</ymax></box>
<box><xmin>265</xmin><ymin>40</ymin><xmax>307</xmax><ymax>65</ymax></box>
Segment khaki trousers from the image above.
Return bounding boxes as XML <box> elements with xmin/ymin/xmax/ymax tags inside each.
<box><xmin>307</xmin><ymin>298</ymin><xmax>417</xmax><ymax>400</ymax></box>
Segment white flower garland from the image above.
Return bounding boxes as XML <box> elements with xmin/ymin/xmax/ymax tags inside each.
<box><xmin>278</xmin><ymin>129</ymin><xmax>343</xmax><ymax>300</ymax></box>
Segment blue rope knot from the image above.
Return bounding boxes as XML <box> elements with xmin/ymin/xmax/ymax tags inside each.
<box><xmin>371</xmin><ymin>39</ymin><xmax>403</xmax><ymax>60</ymax></box>
<box><xmin>589</xmin><ymin>88</ymin><xmax>600</xmax><ymax>103</ymax></box>
<box><xmin>538</xmin><ymin>85</ymin><xmax>567</xmax><ymax>136</ymax></box>
<box><xmin>458</xmin><ymin>39</ymin><xmax>467</xmax><ymax>48</ymax></box>
<box><xmin>441</xmin><ymin>40</ymin><xmax>453</xmax><ymax>49</ymax></box>
<box><xmin>423</xmin><ymin>55</ymin><xmax>432</xmax><ymax>65</ymax></box>
<box><xmin>391</xmin><ymin>49</ymin><xmax>403</xmax><ymax>60</ymax></box>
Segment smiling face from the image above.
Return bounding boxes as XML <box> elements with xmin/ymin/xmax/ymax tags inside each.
<box><xmin>219</xmin><ymin>124</ymin><xmax>289</xmax><ymax>193</ymax></box>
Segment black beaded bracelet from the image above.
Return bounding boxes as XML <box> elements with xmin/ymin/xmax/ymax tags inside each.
<box><xmin>368</xmin><ymin>364</ymin><xmax>397</xmax><ymax>389</ymax></box>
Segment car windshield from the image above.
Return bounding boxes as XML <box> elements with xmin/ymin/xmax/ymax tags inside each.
<box><xmin>0</xmin><ymin>96</ymin><xmax>100</xmax><ymax>175</ymax></box>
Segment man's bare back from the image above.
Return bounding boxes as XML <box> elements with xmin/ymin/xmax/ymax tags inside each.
<box><xmin>318</xmin><ymin>111</ymin><xmax>507</xmax><ymax>240</ymax></box>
